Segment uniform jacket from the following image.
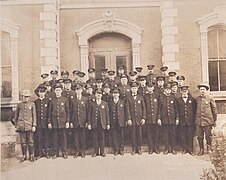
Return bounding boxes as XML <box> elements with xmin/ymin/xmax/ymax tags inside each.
<box><xmin>176</xmin><ymin>94</ymin><xmax>196</xmax><ymax>126</ymax></box>
<box><xmin>14</xmin><ymin>101</ymin><xmax>37</xmax><ymax>131</ymax></box>
<box><xmin>71</xmin><ymin>96</ymin><xmax>88</xmax><ymax>128</ymax></box>
<box><xmin>158</xmin><ymin>93</ymin><xmax>179</xmax><ymax>124</ymax></box>
<box><xmin>48</xmin><ymin>96</ymin><xmax>70</xmax><ymax>128</ymax></box>
<box><xmin>143</xmin><ymin>92</ymin><xmax>160</xmax><ymax>124</ymax></box>
<box><xmin>102</xmin><ymin>93</ymin><xmax>113</xmax><ymax>102</ymax></box>
<box><xmin>138</xmin><ymin>86</ymin><xmax>148</xmax><ymax>97</ymax></box>
<box><xmin>86</xmin><ymin>78</ymin><xmax>96</xmax><ymax>88</ymax></box>
<box><xmin>118</xmin><ymin>84</ymin><xmax>131</xmax><ymax>101</ymax></box>
<box><xmin>195</xmin><ymin>95</ymin><xmax>217</xmax><ymax>126</ymax></box>
<box><xmin>154</xmin><ymin>86</ymin><xmax>164</xmax><ymax>94</ymax></box>
<box><xmin>108</xmin><ymin>99</ymin><xmax>129</xmax><ymax>128</ymax></box>
<box><xmin>127</xmin><ymin>94</ymin><xmax>146</xmax><ymax>125</ymax></box>
<box><xmin>46</xmin><ymin>91</ymin><xmax>55</xmax><ymax>101</ymax></box>
<box><xmin>88</xmin><ymin>100</ymin><xmax>110</xmax><ymax>129</ymax></box>
<box><xmin>34</xmin><ymin>98</ymin><xmax>49</xmax><ymax>129</ymax></box>
<box><xmin>49</xmin><ymin>79</ymin><xmax>58</xmax><ymax>89</ymax></box>
<box><xmin>84</xmin><ymin>93</ymin><xmax>96</xmax><ymax>110</ymax></box>
<box><xmin>146</xmin><ymin>73</ymin><xmax>157</xmax><ymax>83</ymax></box>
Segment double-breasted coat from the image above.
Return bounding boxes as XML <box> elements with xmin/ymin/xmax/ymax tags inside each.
<box><xmin>34</xmin><ymin>98</ymin><xmax>49</xmax><ymax>129</ymax></box>
<box><xmin>118</xmin><ymin>84</ymin><xmax>131</xmax><ymax>101</ymax></box>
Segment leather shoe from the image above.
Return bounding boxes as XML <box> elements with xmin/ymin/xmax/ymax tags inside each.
<box><xmin>73</xmin><ymin>152</ymin><xmax>79</xmax><ymax>158</ymax></box>
<box><xmin>81</xmin><ymin>152</ymin><xmax>85</xmax><ymax>158</ymax></box>
<box><xmin>163</xmin><ymin>149</ymin><xmax>169</xmax><ymax>155</ymax></box>
<box><xmin>119</xmin><ymin>150</ymin><xmax>124</xmax><ymax>156</ymax></box>
<box><xmin>207</xmin><ymin>145</ymin><xmax>212</xmax><ymax>154</ymax></box>
<box><xmin>62</xmin><ymin>153</ymin><xmax>68</xmax><ymax>159</ymax></box>
<box><xmin>131</xmin><ymin>150</ymin><xmax>136</xmax><ymax>155</ymax></box>
<box><xmin>52</xmin><ymin>155</ymin><xmax>57</xmax><ymax>159</ymax></box>
<box><xmin>198</xmin><ymin>149</ymin><xmax>204</xmax><ymax>156</ymax></box>
<box><xmin>172</xmin><ymin>150</ymin><xmax>177</xmax><ymax>155</ymax></box>
<box><xmin>155</xmin><ymin>149</ymin><xmax>160</xmax><ymax>154</ymax></box>
<box><xmin>182</xmin><ymin>149</ymin><xmax>187</xmax><ymax>155</ymax></box>
<box><xmin>46</xmin><ymin>154</ymin><xmax>50</xmax><ymax>159</ymax></box>
<box><xmin>35</xmin><ymin>156</ymin><xmax>41</xmax><ymax>160</ymax></box>
<box><xmin>138</xmin><ymin>150</ymin><xmax>142</xmax><ymax>155</ymax></box>
<box><xmin>114</xmin><ymin>150</ymin><xmax>119</xmax><ymax>156</ymax></box>
<box><xmin>101</xmin><ymin>153</ymin><xmax>106</xmax><ymax>157</ymax></box>
<box><xmin>92</xmin><ymin>153</ymin><xmax>97</xmax><ymax>157</ymax></box>
<box><xmin>19</xmin><ymin>156</ymin><xmax>27</xmax><ymax>163</ymax></box>
<box><xmin>188</xmin><ymin>151</ymin><xmax>195</xmax><ymax>156</ymax></box>
<box><xmin>149</xmin><ymin>149</ymin><xmax>154</xmax><ymax>154</ymax></box>
<box><xmin>29</xmin><ymin>155</ymin><xmax>35</xmax><ymax>162</ymax></box>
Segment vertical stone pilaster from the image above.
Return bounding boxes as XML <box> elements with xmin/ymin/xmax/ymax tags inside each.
<box><xmin>200</xmin><ymin>32</ymin><xmax>209</xmax><ymax>82</ymax></box>
<box><xmin>80</xmin><ymin>45</ymin><xmax>89</xmax><ymax>80</ymax></box>
<box><xmin>160</xmin><ymin>0</ymin><xmax>179</xmax><ymax>71</ymax></box>
<box><xmin>132</xmin><ymin>43</ymin><xmax>141</xmax><ymax>69</ymax></box>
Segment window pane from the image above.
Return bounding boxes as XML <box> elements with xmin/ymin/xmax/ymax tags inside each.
<box><xmin>219</xmin><ymin>61</ymin><xmax>226</xmax><ymax>91</ymax></box>
<box><xmin>1</xmin><ymin>32</ymin><xmax>11</xmax><ymax>66</ymax></box>
<box><xmin>208</xmin><ymin>29</ymin><xmax>218</xmax><ymax>59</ymax></box>
<box><xmin>218</xmin><ymin>29</ymin><xmax>226</xmax><ymax>59</ymax></box>
<box><xmin>1</xmin><ymin>67</ymin><xmax>12</xmax><ymax>98</ymax></box>
<box><xmin>208</xmin><ymin>61</ymin><xmax>219</xmax><ymax>91</ymax></box>
<box><xmin>116</xmin><ymin>56</ymin><xmax>127</xmax><ymax>74</ymax></box>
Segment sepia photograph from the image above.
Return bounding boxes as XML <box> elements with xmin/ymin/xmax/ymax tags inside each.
<box><xmin>1</xmin><ymin>0</ymin><xmax>226</xmax><ymax>179</ymax></box>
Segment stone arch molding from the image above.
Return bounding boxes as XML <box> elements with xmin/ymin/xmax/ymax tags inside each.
<box><xmin>76</xmin><ymin>11</ymin><xmax>144</xmax><ymax>75</ymax></box>
<box><xmin>197</xmin><ymin>6</ymin><xmax>226</xmax><ymax>83</ymax></box>
<box><xmin>1</xmin><ymin>18</ymin><xmax>21</xmax><ymax>103</ymax></box>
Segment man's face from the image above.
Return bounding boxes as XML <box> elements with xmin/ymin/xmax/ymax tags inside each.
<box><xmin>89</xmin><ymin>72</ymin><xmax>95</xmax><ymax>78</ymax></box>
<box><xmin>46</xmin><ymin>85</ymin><xmax>51</xmax><ymax>92</ymax></box>
<box><xmin>181</xmin><ymin>90</ymin><xmax>188</xmax><ymax>96</ymax></box>
<box><xmin>164</xmin><ymin>88</ymin><xmax>171</xmax><ymax>95</ymax></box>
<box><xmin>51</xmin><ymin>74</ymin><xmax>58</xmax><ymax>79</ymax></box>
<box><xmin>199</xmin><ymin>87</ymin><xmax>207</xmax><ymax>96</ymax></box>
<box><xmin>162</xmin><ymin>71</ymin><xmax>167</xmax><ymax>76</ymax></box>
<box><xmin>22</xmin><ymin>96</ymin><xmax>30</xmax><ymax>102</ymax></box>
<box><xmin>178</xmin><ymin>80</ymin><xmax>184</xmax><ymax>87</ymax></box>
<box><xmin>131</xmin><ymin>86</ymin><xmax>138</xmax><ymax>94</ymax></box>
<box><xmin>147</xmin><ymin>86</ymin><xmax>154</xmax><ymax>93</ymax></box>
<box><xmin>61</xmin><ymin>74</ymin><xmax>68</xmax><ymax>80</ymax></box>
<box><xmin>95</xmin><ymin>92</ymin><xmax>102</xmax><ymax>99</ymax></box>
<box><xmin>76</xmin><ymin>88</ymin><xmax>83</xmax><ymax>94</ymax></box>
<box><xmin>55</xmin><ymin>88</ymin><xmax>62</xmax><ymax>96</ymax></box>
<box><xmin>157</xmin><ymin>80</ymin><xmax>164</xmax><ymax>87</ymax></box>
<box><xmin>38</xmin><ymin>91</ymin><xmax>46</xmax><ymax>98</ymax></box>
<box><xmin>97</xmin><ymin>82</ymin><xmax>103</xmax><ymax>88</ymax></box>
<box><xmin>104</xmin><ymin>87</ymin><xmax>110</xmax><ymax>94</ymax></box>
<box><xmin>149</xmin><ymin>69</ymin><xmax>154</xmax><ymax>74</ymax></box>
<box><xmin>130</xmin><ymin>75</ymin><xmax>137</xmax><ymax>81</ymax></box>
<box><xmin>169</xmin><ymin>76</ymin><xmax>176</xmax><ymax>81</ymax></box>
<box><xmin>73</xmin><ymin>74</ymin><xmax>79</xmax><ymax>80</ymax></box>
<box><xmin>121</xmin><ymin>78</ymin><xmax>128</xmax><ymax>85</ymax></box>
<box><xmin>109</xmin><ymin>75</ymin><xmax>115</xmax><ymax>80</ymax></box>
<box><xmin>86</xmin><ymin>88</ymin><xmax>93</xmax><ymax>95</ymax></box>
<box><xmin>118</xmin><ymin>69</ymin><xmax>124</xmax><ymax>75</ymax></box>
<box><xmin>171</xmin><ymin>85</ymin><xmax>178</xmax><ymax>93</ymax></box>
<box><xmin>112</xmin><ymin>92</ymin><xmax>120</xmax><ymax>99</ymax></box>
<box><xmin>140</xmin><ymin>80</ymin><xmax>146</xmax><ymax>86</ymax></box>
<box><xmin>64</xmin><ymin>83</ymin><xmax>71</xmax><ymax>90</ymax></box>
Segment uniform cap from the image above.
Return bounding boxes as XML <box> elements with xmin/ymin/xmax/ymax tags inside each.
<box><xmin>111</xmin><ymin>88</ymin><xmax>120</xmax><ymax>93</ymax></box>
<box><xmin>50</xmin><ymin>70</ymin><xmax>58</xmax><ymax>75</ymax></box>
<box><xmin>95</xmin><ymin>89</ymin><xmax>103</xmax><ymax>94</ymax></box>
<box><xmin>117</xmin><ymin>65</ymin><xmax>125</xmax><ymax>70</ymax></box>
<box><xmin>103</xmin><ymin>83</ymin><xmax>111</xmax><ymax>88</ymax></box>
<box><xmin>63</xmin><ymin>79</ymin><xmax>72</xmax><ymax>84</ymax></box>
<box><xmin>156</xmin><ymin>76</ymin><xmax>165</xmax><ymax>81</ymax></box>
<box><xmin>77</xmin><ymin>71</ymin><xmax>86</xmax><ymax>77</ymax></box>
<box><xmin>41</xmin><ymin>73</ymin><xmax>49</xmax><ymax>79</ymax></box>
<box><xmin>61</xmin><ymin>70</ymin><xmax>69</xmax><ymax>76</ymax></box>
<box><xmin>84</xmin><ymin>83</ymin><xmax>92</xmax><ymax>89</ymax></box>
<box><xmin>164</xmin><ymin>83</ymin><xmax>172</xmax><ymax>89</ymax></box>
<box><xmin>130</xmin><ymin>82</ymin><xmax>139</xmax><ymax>87</ymax></box>
<box><xmin>197</xmin><ymin>82</ymin><xmax>209</xmax><ymax>90</ymax></box>
<box><xmin>160</xmin><ymin>66</ymin><xmax>168</xmax><ymax>72</ymax></box>
<box><xmin>135</xmin><ymin>67</ymin><xmax>143</xmax><ymax>72</ymax></box>
<box><xmin>108</xmin><ymin>70</ymin><xmax>115</xmax><ymax>76</ymax></box>
<box><xmin>57</xmin><ymin>79</ymin><xmax>64</xmax><ymax>83</ymax></box>
<box><xmin>171</xmin><ymin>81</ymin><xmax>178</xmax><ymax>87</ymax></box>
<box><xmin>181</xmin><ymin>85</ymin><xmax>189</xmax><ymax>91</ymax></box>
<box><xmin>88</xmin><ymin>68</ymin><xmax>95</xmax><ymax>73</ymax></box>
<box><xmin>22</xmin><ymin>89</ymin><xmax>32</xmax><ymax>96</ymax></box>
<box><xmin>54</xmin><ymin>83</ymin><xmax>63</xmax><ymax>89</ymax></box>
<box><xmin>101</xmin><ymin>68</ymin><xmax>108</xmax><ymax>73</ymax></box>
<box><xmin>72</xmin><ymin>70</ymin><xmax>79</xmax><ymax>75</ymax></box>
<box><xmin>168</xmin><ymin>71</ymin><xmax>177</xmax><ymax>77</ymax></box>
<box><xmin>139</xmin><ymin>76</ymin><xmax>147</xmax><ymax>81</ymax></box>
<box><xmin>146</xmin><ymin>81</ymin><xmax>155</xmax><ymax>87</ymax></box>
<box><xmin>129</xmin><ymin>71</ymin><xmax>137</xmax><ymax>76</ymax></box>
<box><xmin>96</xmin><ymin>78</ymin><xmax>103</xmax><ymax>83</ymax></box>
<box><xmin>177</xmin><ymin>75</ymin><xmax>185</xmax><ymax>80</ymax></box>
<box><xmin>120</xmin><ymin>74</ymin><xmax>128</xmax><ymax>79</ymax></box>
<box><xmin>75</xmin><ymin>84</ymin><xmax>83</xmax><ymax>90</ymax></box>
<box><xmin>36</xmin><ymin>85</ymin><xmax>47</xmax><ymax>92</ymax></box>
<box><xmin>147</xmin><ymin>65</ymin><xmax>155</xmax><ymax>70</ymax></box>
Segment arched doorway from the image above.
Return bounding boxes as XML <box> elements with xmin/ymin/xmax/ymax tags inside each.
<box><xmin>89</xmin><ymin>32</ymin><xmax>132</xmax><ymax>78</ymax></box>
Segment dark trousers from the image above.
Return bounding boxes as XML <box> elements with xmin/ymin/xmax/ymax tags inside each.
<box><xmin>162</xmin><ymin>124</ymin><xmax>176</xmax><ymax>149</ymax></box>
<box><xmin>73</xmin><ymin>127</ymin><xmax>86</xmax><ymax>153</ymax></box>
<box><xmin>19</xmin><ymin>131</ymin><xmax>34</xmax><ymax>156</ymax></box>
<box><xmin>131</xmin><ymin>125</ymin><xmax>142</xmax><ymax>150</ymax></box>
<box><xmin>37</xmin><ymin>128</ymin><xmax>50</xmax><ymax>156</ymax></box>
<box><xmin>52</xmin><ymin>128</ymin><xmax>67</xmax><ymax>155</ymax></box>
<box><xmin>113</xmin><ymin>126</ymin><xmax>124</xmax><ymax>151</ymax></box>
<box><xmin>147</xmin><ymin>124</ymin><xmax>159</xmax><ymax>150</ymax></box>
<box><xmin>196</xmin><ymin>125</ymin><xmax>212</xmax><ymax>148</ymax></box>
<box><xmin>92</xmin><ymin>128</ymin><xmax>105</xmax><ymax>154</ymax></box>
<box><xmin>180</xmin><ymin>125</ymin><xmax>194</xmax><ymax>151</ymax></box>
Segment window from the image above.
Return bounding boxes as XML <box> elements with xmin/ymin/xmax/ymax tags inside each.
<box><xmin>1</xmin><ymin>31</ymin><xmax>12</xmax><ymax>99</ymax></box>
<box><xmin>208</xmin><ymin>26</ymin><xmax>226</xmax><ymax>91</ymax></box>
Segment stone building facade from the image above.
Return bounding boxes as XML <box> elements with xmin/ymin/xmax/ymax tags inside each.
<box><xmin>1</xmin><ymin>0</ymin><xmax>226</xmax><ymax>118</ymax></box>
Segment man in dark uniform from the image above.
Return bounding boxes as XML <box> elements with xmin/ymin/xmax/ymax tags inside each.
<box><xmin>77</xmin><ymin>71</ymin><xmax>86</xmax><ymax>87</ymax></box>
<box><xmin>88</xmin><ymin>89</ymin><xmax>110</xmax><ymax>157</ymax></box>
<box><xmin>127</xmin><ymin>82</ymin><xmax>146</xmax><ymax>155</ymax></box>
<box><xmin>135</xmin><ymin>67</ymin><xmax>143</xmax><ymax>77</ymax></box>
<box><xmin>138</xmin><ymin>76</ymin><xmax>148</xmax><ymax>97</ymax></box>
<box><xmin>40</xmin><ymin>73</ymin><xmax>49</xmax><ymax>83</ymax></box>
<box><xmin>48</xmin><ymin>83</ymin><xmax>70</xmax><ymax>159</ymax></box>
<box><xmin>154</xmin><ymin>76</ymin><xmax>165</xmax><ymax>94</ymax></box>
<box><xmin>44</xmin><ymin>81</ymin><xmax>55</xmax><ymax>101</ymax></box>
<box><xmin>118</xmin><ymin>74</ymin><xmax>131</xmax><ymax>101</ymax></box>
<box><xmin>34</xmin><ymin>85</ymin><xmax>51</xmax><ymax>159</ymax></box>
<box><xmin>158</xmin><ymin>83</ymin><xmax>179</xmax><ymax>155</ymax></box>
<box><xmin>93</xmin><ymin>78</ymin><xmax>103</xmax><ymax>92</ymax></box>
<box><xmin>195</xmin><ymin>82</ymin><xmax>217</xmax><ymax>156</ymax></box>
<box><xmin>146</xmin><ymin>65</ymin><xmax>157</xmax><ymax>83</ymax></box>
<box><xmin>101</xmin><ymin>68</ymin><xmax>110</xmax><ymax>84</ymax></box>
<box><xmin>49</xmin><ymin>70</ymin><xmax>58</xmax><ymax>89</ymax></box>
<box><xmin>128</xmin><ymin>71</ymin><xmax>138</xmax><ymax>84</ymax></box>
<box><xmin>167</xmin><ymin>71</ymin><xmax>177</xmax><ymax>84</ymax></box>
<box><xmin>171</xmin><ymin>81</ymin><xmax>181</xmax><ymax>99</ymax></box>
<box><xmin>102</xmin><ymin>83</ymin><xmax>113</xmax><ymax>103</ymax></box>
<box><xmin>177</xmin><ymin>75</ymin><xmax>185</xmax><ymax>88</ymax></box>
<box><xmin>143</xmin><ymin>82</ymin><xmax>160</xmax><ymax>154</ymax></box>
<box><xmin>71</xmin><ymin>85</ymin><xmax>88</xmax><ymax>158</ymax></box>
<box><xmin>86</xmin><ymin>68</ymin><xmax>96</xmax><ymax>88</ymax></box>
<box><xmin>107</xmin><ymin>70</ymin><xmax>118</xmax><ymax>90</ymax></box>
<box><xmin>61</xmin><ymin>70</ymin><xmax>69</xmax><ymax>80</ymax></box>
<box><xmin>57</xmin><ymin>79</ymin><xmax>65</xmax><ymax>90</ymax></box>
<box><xmin>176</xmin><ymin>85</ymin><xmax>196</xmax><ymax>155</ymax></box>
<box><xmin>72</xmin><ymin>70</ymin><xmax>79</xmax><ymax>90</ymax></box>
<box><xmin>115</xmin><ymin>65</ymin><xmax>126</xmax><ymax>85</ymax></box>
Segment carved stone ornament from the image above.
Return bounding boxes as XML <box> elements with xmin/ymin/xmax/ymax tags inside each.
<box><xmin>102</xmin><ymin>10</ymin><xmax>115</xmax><ymax>31</ymax></box>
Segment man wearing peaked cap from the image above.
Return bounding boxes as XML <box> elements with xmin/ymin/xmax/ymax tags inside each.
<box><xmin>143</xmin><ymin>80</ymin><xmax>161</xmax><ymax>154</ymax></box>
<box><xmin>177</xmin><ymin>75</ymin><xmax>185</xmax><ymax>87</ymax></box>
<box><xmin>154</xmin><ymin>76</ymin><xmax>165</xmax><ymax>94</ymax></box>
<box><xmin>101</xmin><ymin>68</ymin><xmax>109</xmax><ymax>83</ymax></box>
<box><xmin>108</xmin><ymin>88</ymin><xmax>128</xmax><ymax>155</ymax></box>
<box><xmin>135</xmin><ymin>67</ymin><xmax>143</xmax><ymax>77</ymax></box>
<box><xmin>49</xmin><ymin>70</ymin><xmax>58</xmax><ymax>89</ymax></box>
<box><xmin>160</xmin><ymin>66</ymin><xmax>168</xmax><ymax>74</ymax></box>
<box><xmin>168</xmin><ymin>71</ymin><xmax>177</xmax><ymax>83</ymax></box>
<box><xmin>77</xmin><ymin>71</ymin><xmax>86</xmax><ymax>87</ymax></box>
<box><xmin>146</xmin><ymin>65</ymin><xmax>157</xmax><ymax>83</ymax></box>
<box><xmin>115</xmin><ymin>65</ymin><xmax>126</xmax><ymax>85</ymax></box>
<box><xmin>86</xmin><ymin>68</ymin><xmax>96</xmax><ymax>88</ymax></box>
<box><xmin>107</xmin><ymin>70</ymin><xmax>117</xmax><ymax>90</ymax></box>
<box><xmin>72</xmin><ymin>70</ymin><xmax>80</xmax><ymax>91</ymax></box>
<box><xmin>127</xmin><ymin>80</ymin><xmax>146</xmax><ymax>155</ymax></box>
<box><xmin>102</xmin><ymin>83</ymin><xmax>113</xmax><ymax>103</ymax></box>
<box><xmin>129</xmin><ymin>71</ymin><xmax>138</xmax><ymax>84</ymax></box>
<box><xmin>118</xmin><ymin>74</ymin><xmax>131</xmax><ymax>101</ymax></box>
<box><xmin>41</xmin><ymin>73</ymin><xmax>49</xmax><ymax>81</ymax></box>
<box><xmin>138</xmin><ymin>76</ymin><xmax>148</xmax><ymax>97</ymax></box>
<box><xmin>61</xmin><ymin>71</ymin><xmax>69</xmax><ymax>80</ymax></box>
<box><xmin>176</xmin><ymin>85</ymin><xmax>196</xmax><ymax>156</ymax></box>
<box><xmin>195</xmin><ymin>82</ymin><xmax>217</xmax><ymax>156</ymax></box>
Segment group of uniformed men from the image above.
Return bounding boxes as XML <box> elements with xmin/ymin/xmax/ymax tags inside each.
<box><xmin>13</xmin><ymin>64</ymin><xmax>217</xmax><ymax>163</ymax></box>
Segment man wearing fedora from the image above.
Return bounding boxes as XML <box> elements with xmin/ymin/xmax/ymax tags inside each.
<box><xmin>196</xmin><ymin>82</ymin><xmax>217</xmax><ymax>156</ymax></box>
<box><xmin>14</xmin><ymin>89</ymin><xmax>37</xmax><ymax>162</ymax></box>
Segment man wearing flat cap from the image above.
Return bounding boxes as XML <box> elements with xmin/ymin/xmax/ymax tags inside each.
<box><xmin>14</xmin><ymin>90</ymin><xmax>37</xmax><ymax>162</ymax></box>
<box><xmin>108</xmin><ymin>88</ymin><xmax>129</xmax><ymax>156</ymax></box>
<box><xmin>143</xmin><ymin>82</ymin><xmax>161</xmax><ymax>154</ymax></box>
<box><xmin>195</xmin><ymin>82</ymin><xmax>217</xmax><ymax>156</ymax></box>
<box><xmin>146</xmin><ymin>65</ymin><xmax>157</xmax><ymax>83</ymax></box>
<box><xmin>34</xmin><ymin>85</ymin><xmax>51</xmax><ymax>159</ymax></box>
<box><xmin>48</xmin><ymin>83</ymin><xmax>70</xmax><ymax>159</ymax></box>
<box><xmin>87</xmin><ymin>89</ymin><xmax>110</xmax><ymax>157</ymax></box>
<box><xmin>86</xmin><ymin>68</ymin><xmax>96</xmax><ymax>88</ymax></box>
<box><xmin>158</xmin><ymin>83</ymin><xmax>179</xmax><ymax>155</ymax></box>
<box><xmin>176</xmin><ymin>85</ymin><xmax>196</xmax><ymax>155</ymax></box>
<box><xmin>127</xmin><ymin>82</ymin><xmax>146</xmax><ymax>155</ymax></box>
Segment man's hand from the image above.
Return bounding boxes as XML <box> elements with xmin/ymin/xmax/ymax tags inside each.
<box><xmin>157</xmin><ymin>119</ymin><xmax>162</xmax><ymax>126</ymax></box>
<box><xmin>106</xmin><ymin>125</ymin><xmax>110</xmax><ymax>130</ymax></box>
<box><xmin>88</xmin><ymin>125</ymin><xmax>91</xmax><ymax>130</ymax></box>
<box><xmin>213</xmin><ymin>121</ymin><xmax>217</xmax><ymax>128</ymax></box>
<box><xmin>48</xmin><ymin>123</ymin><xmax>52</xmax><ymax>129</ymax></box>
<box><xmin>140</xmin><ymin>119</ymin><xmax>145</xmax><ymax>125</ymax></box>
<box><xmin>85</xmin><ymin>123</ymin><xmax>88</xmax><ymax>128</ymax></box>
<box><xmin>70</xmin><ymin>123</ymin><xmax>74</xmax><ymax>128</ymax></box>
<box><xmin>65</xmin><ymin>122</ymin><xmax>69</xmax><ymax>129</ymax></box>
<box><xmin>31</xmin><ymin>126</ymin><xmax>36</xmax><ymax>132</ymax></box>
<box><xmin>127</xmin><ymin>119</ymin><xmax>132</xmax><ymax>126</ymax></box>
<box><xmin>176</xmin><ymin>119</ymin><xmax>179</xmax><ymax>126</ymax></box>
